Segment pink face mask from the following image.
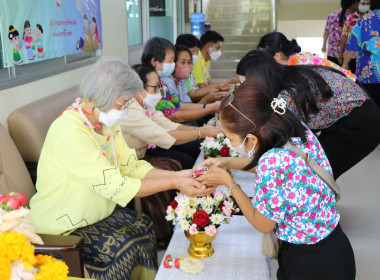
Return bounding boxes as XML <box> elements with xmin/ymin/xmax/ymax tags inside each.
<box><xmin>174</xmin><ymin>66</ymin><xmax>191</xmax><ymax>79</ymax></box>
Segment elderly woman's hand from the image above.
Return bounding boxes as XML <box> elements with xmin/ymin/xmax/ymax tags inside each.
<box><xmin>176</xmin><ymin>177</ymin><xmax>217</xmax><ymax>197</ymax></box>
<box><xmin>197</xmin><ymin>167</ymin><xmax>234</xmax><ymax>188</ymax></box>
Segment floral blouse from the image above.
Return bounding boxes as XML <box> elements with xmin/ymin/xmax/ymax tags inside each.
<box><xmin>288</xmin><ymin>52</ymin><xmax>356</xmax><ymax>81</ymax></box>
<box><xmin>155</xmin><ymin>79</ymin><xmax>182</xmax><ymax>117</ymax></box>
<box><xmin>325</xmin><ymin>9</ymin><xmax>351</xmax><ymax>57</ymax></box>
<box><xmin>252</xmin><ymin>128</ymin><xmax>340</xmax><ymax>244</ymax></box>
<box><xmin>346</xmin><ymin>10</ymin><xmax>380</xmax><ymax>84</ymax></box>
<box><xmin>278</xmin><ymin>68</ymin><xmax>368</xmax><ymax>130</ymax></box>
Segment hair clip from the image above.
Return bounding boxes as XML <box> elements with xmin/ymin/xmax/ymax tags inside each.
<box><xmin>271</xmin><ymin>97</ymin><xmax>286</xmax><ymax>115</ymax></box>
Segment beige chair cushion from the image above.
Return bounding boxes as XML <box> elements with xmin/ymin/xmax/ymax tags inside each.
<box><xmin>0</xmin><ymin>123</ymin><xmax>35</xmax><ymax>204</ymax></box>
<box><xmin>8</xmin><ymin>86</ymin><xmax>79</xmax><ymax>163</ymax></box>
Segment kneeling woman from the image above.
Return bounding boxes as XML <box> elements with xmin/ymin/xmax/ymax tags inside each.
<box><xmin>30</xmin><ymin>57</ymin><xmax>214</xmax><ymax>280</ymax></box>
<box><xmin>197</xmin><ymin>78</ymin><xmax>356</xmax><ymax>280</ymax></box>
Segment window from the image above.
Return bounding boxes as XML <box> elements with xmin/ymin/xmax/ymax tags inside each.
<box><xmin>127</xmin><ymin>0</ymin><xmax>143</xmax><ymax>46</ymax></box>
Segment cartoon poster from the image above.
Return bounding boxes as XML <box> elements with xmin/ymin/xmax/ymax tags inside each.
<box><xmin>0</xmin><ymin>0</ymin><xmax>102</xmax><ymax>68</ymax></box>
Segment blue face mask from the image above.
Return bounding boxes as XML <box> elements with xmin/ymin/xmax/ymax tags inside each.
<box><xmin>156</xmin><ymin>62</ymin><xmax>175</xmax><ymax>77</ymax></box>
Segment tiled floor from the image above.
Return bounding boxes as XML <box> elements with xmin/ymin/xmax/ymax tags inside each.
<box><xmin>158</xmin><ymin>145</ymin><xmax>380</xmax><ymax>279</ymax></box>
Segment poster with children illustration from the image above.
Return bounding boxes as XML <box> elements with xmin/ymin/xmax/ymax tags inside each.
<box><xmin>0</xmin><ymin>0</ymin><xmax>102</xmax><ymax>68</ymax></box>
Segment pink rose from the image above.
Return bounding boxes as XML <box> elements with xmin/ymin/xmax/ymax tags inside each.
<box><xmin>205</xmin><ymin>224</ymin><xmax>217</xmax><ymax>236</ymax></box>
<box><xmin>189</xmin><ymin>224</ymin><xmax>199</xmax><ymax>235</ymax></box>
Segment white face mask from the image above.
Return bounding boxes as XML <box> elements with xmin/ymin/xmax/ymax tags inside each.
<box><xmin>98</xmin><ymin>108</ymin><xmax>129</xmax><ymax>128</ymax></box>
<box><xmin>358</xmin><ymin>4</ymin><xmax>370</xmax><ymax>13</ymax></box>
<box><xmin>209</xmin><ymin>48</ymin><xmax>222</xmax><ymax>61</ymax></box>
<box><xmin>231</xmin><ymin>134</ymin><xmax>256</xmax><ymax>158</ymax></box>
<box><xmin>156</xmin><ymin>62</ymin><xmax>175</xmax><ymax>77</ymax></box>
<box><xmin>192</xmin><ymin>54</ymin><xmax>198</xmax><ymax>65</ymax></box>
<box><xmin>142</xmin><ymin>90</ymin><xmax>162</xmax><ymax>109</ymax></box>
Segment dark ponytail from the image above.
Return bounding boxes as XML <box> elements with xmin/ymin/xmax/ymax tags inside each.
<box><xmin>339</xmin><ymin>0</ymin><xmax>357</xmax><ymax>26</ymax></box>
<box><xmin>257</xmin><ymin>32</ymin><xmax>301</xmax><ymax>57</ymax></box>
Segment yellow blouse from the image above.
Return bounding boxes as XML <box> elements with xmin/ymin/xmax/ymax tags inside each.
<box><xmin>30</xmin><ymin>108</ymin><xmax>153</xmax><ymax>235</ymax></box>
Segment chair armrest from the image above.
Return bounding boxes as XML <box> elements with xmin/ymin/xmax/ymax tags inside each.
<box><xmin>34</xmin><ymin>233</ymin><xmax>83</xmax><ymax>252</ymax></box>
<box><xmin>33</xmin><ymin>234</ymin><xmax>85</xmax><ymax>278</ymax></box>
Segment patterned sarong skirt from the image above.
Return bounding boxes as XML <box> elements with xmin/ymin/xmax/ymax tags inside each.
<box><xmin>70</xmin><ymin>206</ymin><xmax>157</xmax><ymax>280</ymax></box>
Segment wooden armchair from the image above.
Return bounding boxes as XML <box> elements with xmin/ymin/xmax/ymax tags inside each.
<box><xmin>0</xmin><ymin>123</ymin><xmax>84</xmax><ymax>277</ymax></box>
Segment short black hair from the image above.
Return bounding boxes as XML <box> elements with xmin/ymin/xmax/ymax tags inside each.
<box><xmin>132</xmin><ymin>64</ymin><xmax>156</xmax><ymax>86</ymax></box>
<box><xmin>176</xmin><ymin>34</ymin><xmax>201</xmax><ymax>48</ymax></box>
<box><xmin>141</xmin><ymin>37</ymin><xmax>175</xmax><ymax>65</ymax></box>
<box><xmin>200</xmin><ymin>30</ymin><xmax>224</xmax><ymax>48</ymax></box>
<box><xmin>371</xmin><ymin>0</ymin><xmax>380</xmax><ymax>10</ymax></box>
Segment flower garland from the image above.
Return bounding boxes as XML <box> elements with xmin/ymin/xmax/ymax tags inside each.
<box><xmin>163</xmin><ymin>254</ymin><xmax>204</xmax><ymax>274</ymax></box>
<box><xmin>0</xmin><ymin>232</ymin><xmax>68</xmax><ymax>280</ymax></box>
<box><xmin>74</xmin><ymin>98</ymin><xmax>120</xmax><ymax>166</ymax></box>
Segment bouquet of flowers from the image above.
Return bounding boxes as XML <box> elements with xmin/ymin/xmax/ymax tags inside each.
<box><xmin>205</xmin><ymin>113</ymin><xmax>220</xmax><ymax>128</ymax></box>
<box><xmin>200</xmin><ymin>132</ymin><xmax>239</xmax><ymax>158</ymax></box>
<box><xmin>165</xmin><ymin>189</ymin><xmax>240</xmax><ymax>237</ymax></box>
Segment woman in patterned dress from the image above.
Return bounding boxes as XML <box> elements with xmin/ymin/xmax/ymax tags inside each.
<box><xmin>196</xmin><ymin>77</ymin><xmax>356</xmax><ymax>280</ymax></box>
<box><xmin>236</xmin><ymin>50</ymin><xmax>380</xmax><ymax>179</ymax></box>
<box><xmin>343</xmin><ymin>0</ymin><xmax>380</xmax><ymax>108</ymax></box>
<box><xmin>322</xmin><ymin>0</ymin><xmax>357</xmax><ymax>64</ymax></box>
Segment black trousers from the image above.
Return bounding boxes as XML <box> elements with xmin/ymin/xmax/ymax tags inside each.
<box><xmin>277</xmin><ymin>224</ymin><xmax>356</xmax><ymax>280</ymax></box>
<box><xmin>145</xmin><ymin>140</ymin><xmax>201</xmax><ymax>170</ymax></box>
<box><xmin>327</xmin><ymin>56</ymin><xmax>340</xmax><ymax>65</ymax></box>
<box><xmin>361</xmin><ymin>83</ymin><xmax>380</xmax><ymax>109</ymax></box>
<box><xmin>318</xmin><ymin>99</ymin><xmax>380</xmax><ymax>179</ymax></box>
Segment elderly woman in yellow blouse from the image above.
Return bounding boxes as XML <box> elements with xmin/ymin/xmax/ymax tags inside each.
<box><xmin>29</xmin><ymin>57</ymin><xmax>214</xmax><ymax>280</ymax></box>
<box><xmin>121</xmin><ymin>64</ymin><xmax>221</xmax><ymax>170</ymax></box>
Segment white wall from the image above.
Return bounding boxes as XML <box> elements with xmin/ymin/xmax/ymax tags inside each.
<box><xmin>0</xmin><ymin>0</ymin><xmax>129</xmax><ymax>130</ymax></box>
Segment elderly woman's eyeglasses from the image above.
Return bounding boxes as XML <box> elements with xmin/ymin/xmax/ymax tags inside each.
<box><xmin>224</xmin><ymin>93</ymin><xmax>256</xmax><ymax>129</ymax></box>
<box><xmin>145</xmin><ymin>83</ymin><xmax>161</xmax><ymax>92</ymax></box>
<box><xmin>116</xmin><ymin>98</ymin><xmax>134</xmax><ymax>110</ymax></box>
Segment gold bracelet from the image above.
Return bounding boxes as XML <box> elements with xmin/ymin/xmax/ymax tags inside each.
<box><xmin>198</xmin><ymin>129</ymin><xmax>202</xmax><ymax>140</ymax></box>
<box><xmin>227</xmin><ymin>183</ymin><xmax>241</xmax><ymax>196</ymax></box>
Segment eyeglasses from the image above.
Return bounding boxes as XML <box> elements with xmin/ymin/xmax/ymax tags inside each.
<box><xmin>116</xmin><ymin>98</ymin><xmax>134</xmax><ymax>110</ymax></box>
<box><xmin>145</xmin><ymin>83</ymin><xmax>161</xmax><ymax>92</ymax></box>
<box><xmin>224</xmin><ymin>93</ymin><xmax>256</xmax><ymax>129</ymax></box>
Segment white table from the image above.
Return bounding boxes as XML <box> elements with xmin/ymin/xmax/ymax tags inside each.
<box><xmin>155</xmin><ymin>216</ymin><xmax>270</xmax><ymax>280</ymax></box>
<box><xmin>155</xmin><ymin>154</ymin><xmax>270</xmax><ymax>280</ymax></box>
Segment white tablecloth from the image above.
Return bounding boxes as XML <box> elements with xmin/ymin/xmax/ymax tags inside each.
<box><xmin>155</xmin><ymin>216</ymin><xmax>270</xmax><ymax>280</ymax></box>
<box><xmin>155</xmin><ymin>154</ymin><xmax>270</xmax><ymax>280</ymax></box>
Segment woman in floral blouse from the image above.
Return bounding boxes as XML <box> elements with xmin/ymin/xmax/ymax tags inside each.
<box><xmin>257</xmin><ymin>31</ymin><xmax>356</xmax><ymax>81</ymax></box>
<box><xmin>141</xmin><ymin>37</ymin><xmax>220</xmax><ymax>123</ymax></box>
<box><xmin>343</xmin><ymin>0</ymin><xmax>380</xmax><ymax>108</ymax></box>
<box><xmin>322</xmin><ymin>0</ymin><xmax>357</xmax><ymax>64</ymax></box>
<box><xmin>236</xmin><ymin>50</ymin><xmax>380</xmax><ymax>179</ymax></box>
<box><xmin>338</xmin><ymin>0</ymin><xmax>370</xmax><ymax>72</ymax></box>
<box><xmin>197</xmin><ymin>78</ymin><xmax>356</xmax><ymax>280</ymax></box>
